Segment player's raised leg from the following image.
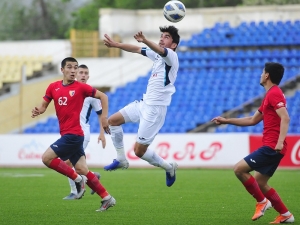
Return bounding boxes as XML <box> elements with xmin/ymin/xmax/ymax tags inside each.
<box><xmin>135</xmin><ymin>102</ymin><xmax>177</xmax><ymax>186</ymax></box>
<box><xmin>136</xmin><ymin>143</ymin><xmax>177</xmax><ymax>187</ymax></box>
<box><xmin>42</xmin><ymin>147</ymin><xmax>86</xmax><ymax>199</ymax></box>
<box><xmin>104</xmin><ymin>112</ymin><xmax>129</xmax><ymax>171</ymax></box>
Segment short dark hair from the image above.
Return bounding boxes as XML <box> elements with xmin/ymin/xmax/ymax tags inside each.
<box><xmin>264</xmin><ymin>62</ymin><xmax>284</xmax><ymax>85</ymax></box>
<box><xmin>79</xmin><ymin>64</ymin><xmax>88</xmax><ymax>69</ymax></box>
<box><xmin>61</xmin><ymin>57</ymin><xmax>78</xmax><ymax>68</ymax></box>
<box><xmin>159</xmin><ymin>25</ymin><xmax>180</xmax><ymax>46</ymax></box>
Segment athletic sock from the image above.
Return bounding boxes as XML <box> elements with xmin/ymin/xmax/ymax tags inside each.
<box><xmin>281</xmin><ymin>211</ymin><xmax>291</xmax><ymax>216</ymax></box>
<box><xmin>68</xmin><ymin>167</ymin><xmax>77</xmax><ymax>194</ymax></box>
<box><xmin>49</xmin><ymin>158</ymin><xmax>79</xmax><ymax>181</ymax></box>
<box><xmin>242</xmin><ymin>176</ymin><xmax>265</xmax><ymax>202</ymax></box>
<box><xmin>86</xmin><ymin>171</ymin><xmax>109</xmax><ymax>199</ymax></box>
<box><xmin>110</xmin><ymin>125</ymin><xmax>126</xmax><ymax>161</ymax></box>
<box><xmin>141</xmin><ymin>148</ymin><xmax>172</xmax><ymax>170</ymax></box>
<box><xmin>264</xmin><ymin>188</ymin><xmax>289</xmax><ymax>214</ymax></box>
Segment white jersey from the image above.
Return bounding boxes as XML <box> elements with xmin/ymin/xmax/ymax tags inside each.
<box><xmin>141</xmin><ymin>47</ymin><xmax>179</xmax><ymax>106</ymax></box>
<box><xmin>80</xmin><ymin>97</ymin><xmax>102</xmax><ymax>137</ymax></box>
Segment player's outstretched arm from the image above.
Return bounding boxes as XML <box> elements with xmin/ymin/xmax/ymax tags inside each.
<box><xmin>94</xmin><ymin>90</ymin><xmax>110</xmax><ymax>134</ymax></box>
<box><xmin>97</xmin><ymin>114</ymin><xmax>106</xmax><ymax>149</ymax></box>
<box><xmin>31</xmin><ymin>100</ymin><xmax>49</xmax><ymax>118</ymax></box>
<box><xmin>103</xmin><ymin>34</ymin><xmax>141</xmax><ymax>54</ymax></box>
<box><xmin>211</xmin><ymin>110</ymin><xmax>263</xmax><ymax>127</ymax></box>
<box><xmin>134</xmin><ymin>31</ymin><xmax>165</xmax><ymax>55</ymax></box>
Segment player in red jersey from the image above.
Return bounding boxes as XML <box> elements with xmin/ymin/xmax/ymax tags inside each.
<box><xmin>211</xmin><ymin>62</ymin><xmax>294</xmax><ymax>224</ymax></box>
<box><xmin>31</xmin><ymin>57</ymin><xmax>116</xmax><ymax>211</ymax></box>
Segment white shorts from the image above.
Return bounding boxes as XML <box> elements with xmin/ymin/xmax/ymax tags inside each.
<box><xmin>119</xmin><ymin>100</ymin><xmax>167</xmax><ymax>145</ymax></box>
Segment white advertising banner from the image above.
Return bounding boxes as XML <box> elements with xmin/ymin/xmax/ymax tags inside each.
<box><xmin>0</xmin><ymin>133</ymin><xmax>249</xmax><ymax>167</ymax></box>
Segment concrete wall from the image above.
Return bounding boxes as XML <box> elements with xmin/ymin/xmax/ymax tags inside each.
<box><xmin>0</xmin><ymin>76</ymin><xmax>60</xmax><ymax>134</ymax></box>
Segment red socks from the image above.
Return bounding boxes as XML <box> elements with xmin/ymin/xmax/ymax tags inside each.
<box><xmin>49</xmin><ymin>159</ymin><xmax>110</xmax><ymax>199</ymax></box>
<box><xmin>264</xmin><ymin>188</ymin><xmax>288</xmax><ymax>214</ymax></box>
<box><xmin>49</xmin><ymin>158</ymin><xmax>78</xmax><ymax>180</ymax></box>
<box><xmin>86</xmin><ymin>171</ymin><xmax>109</xmax><ymax>199</ymax></box>
<box><xmin>243</xmin><ymin>176</ymin><xmax>265</xmax><ymax>202</ymax></box>
<box><xmin>243</xmin><ymin>177</ymin><xmax>289</xmax><ymax>214</ymax></box>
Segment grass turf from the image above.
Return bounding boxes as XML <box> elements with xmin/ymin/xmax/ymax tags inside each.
<box><xmin>0</xmin><ymin>168</ymin><xmax>299</xmax><ymax>225</ymax></box>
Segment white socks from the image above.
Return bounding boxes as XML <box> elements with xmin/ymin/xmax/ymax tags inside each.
<box><xmin>110</xmin><ymin>125</ymin><xmax>126</xmax><ymax>161</ymax></box>
<box><xmin>141</xmin><ymin>148</ymin><xmax>172</xmax><ymax>170</ymax></box>
<box><xmin>259</xmin><ymin>198</ymin><xmax>267</xmax><ymax>204</ymax></box>
<box><xmin>69</xmin><ymin>177</ymin><xmax>77</xmax><ymax>194</ymax></box>
<box><xmin>282</xmin><ymin>211</ymin><xmax>291</xmax><ymax>216</ymax></box>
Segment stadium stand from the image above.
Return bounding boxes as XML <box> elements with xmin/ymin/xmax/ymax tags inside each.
<box><xmin>23</xmin><ymin>20</ymin><xmax>300</xmax><ymax>134</ymax></box>
<box><xmin>0</xmin><ymin>55</ymin><xmax>53</xmax><ymax>84</ymax></box>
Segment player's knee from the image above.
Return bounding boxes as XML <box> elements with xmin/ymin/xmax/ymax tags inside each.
<box><xmin>133</xmin><ymin>146</ymin><xmax>143</xmax><ymax>158</ymax></box>
<box><xmin>74</xmin><ymin>165</ymin><xmax>88</xmax><ymax>175</ymax></box>
<box><xmin>41</xmin><ymin>153</ymin><xmax>51</xmax><ymax>166</ymax></box>
<box><xmin>108</xmin><ymin>116</ymin><xmax>115</xmax><ymax>125</ymax></box>
<box><xmin>65</xmin><ymin>160</ymin><xmax>72</xmax><ymax>167</ymax></box>
<box><xmin>134</xmin><ymin>149</ymin><xmax>143</xmax><ymax>158</ymax></box>
<box><xmin>108</xmin><ymin>112</ymin><xmax>125</xmax><ymax>126</ymax></box>
<box><xmin>233</xmin><ymin>164</ymin><xmax>243</xmax><ymax>177</ymax></box>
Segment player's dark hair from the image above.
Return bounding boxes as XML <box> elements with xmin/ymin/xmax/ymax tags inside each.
<box><xmin>61</xmin><ymin>57</ymin><xmax>78</xmax><ymax>68</ymax></box>
<box><xmin>264</xmin><ymin>62</ymin><xmax>284</xmax><ymax>85</ymax></box>
<box><xmin>159</xmin><ymin>26</ymin><xmax>180</xmax><ymax>50</ymax></box>
<box><xmin>79</xmin><ymin>64</ymin><xmax>88</xmax><ymax>69</ymax></box>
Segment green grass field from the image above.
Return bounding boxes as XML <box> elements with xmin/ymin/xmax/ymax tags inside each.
<box><xmin>0</xmin><ymin>168</ymin><xmax>299</xmax><ymax>225</ymax></box>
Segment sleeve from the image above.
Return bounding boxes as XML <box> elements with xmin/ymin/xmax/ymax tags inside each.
<box><xmin>161</xmin><ymin>48</ymin><xmax>178</xmax><ymax>66</ymax></box>
<box><xmin>258</xmin><ymin>103</ymin><xmax>263</xmax><ymax>113</ymax></box>
<box><xmin>257</xmin><ymin>97</ymin><xmax>265</xmax><ymax>113</ymax></box>
<box><xmin>43</xmin><ymin>83</ymin><xmax>53</xmax><ymax>103</ymax></box>
<box><xmin>82</xmin><ymin>83</ymin><xmax>96</xmax><ymax>98</ymax></box>
<box><xmin>269</xmin><ymin>90</ymin><xmax>286</xmax><ymax>110</ymax></box>
<box><xmin>91</xmin><ymin>98</ymin><xmax>102</xmax><ymax>115</ymax></box>
<box><xmin>141</xmin><ymin>47</ymin><xmax>157</xmax><ymax>61</ymax></box>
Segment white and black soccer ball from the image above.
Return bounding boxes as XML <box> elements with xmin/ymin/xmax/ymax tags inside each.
<box><xmin>163</xmin><ymin>0</ymin><xmax>186</xmax><ymax>23</ymax></box>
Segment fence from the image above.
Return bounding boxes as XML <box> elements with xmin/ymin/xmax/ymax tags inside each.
<box><xmin>70</xmin><ymin>29</ymin><xmax>121</xmax><ymax>58</ymax></box>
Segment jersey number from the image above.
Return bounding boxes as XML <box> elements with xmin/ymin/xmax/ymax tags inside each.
<box><xmin>58</xmin><ymin>97</ymin><xmax>68</xmax><ymax>105</ymax></box>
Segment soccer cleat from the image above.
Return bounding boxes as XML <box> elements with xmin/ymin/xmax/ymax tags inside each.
<box><xmin>90</xmin><ymin>172</ymin><xmax>101</xmax><ymax>195</ymax></box>
<box><xmin>62</xmin><ymin>193</ymin><xmax>77</xmax><ymax>200</ymax></box>
<box><xmin>270</xmin><ymin>214</ymin><xmax>294</xmax><ymax>224</ymax></box>
<box><xmin>96</xmin><ymin>196</ymin><xmax>116</xmax><ymax>212</ymax></box>
<box><xmin>166</xmin><ymin>162</ymin><xmax>178</xmax><ymax>187</ymax></box>
<box><xmin>104</xmin><ymin>159</ymin><xmax>129</xmax><ymax>171</ymax></box>
<box><xmin>252</xmin><ymin>199</ymin><xmax>272</xmax><ymax>221</ymax></box>
<box><xmin>75</xmin><ymin>175</ymin><xmax>87</xmax><ymax>199</ymax></box>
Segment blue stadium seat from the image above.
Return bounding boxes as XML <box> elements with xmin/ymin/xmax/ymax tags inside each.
<box><xmin>24</xmin><ymin>21</ymin><xmax>300</xmax><ymax>134</ymax></box>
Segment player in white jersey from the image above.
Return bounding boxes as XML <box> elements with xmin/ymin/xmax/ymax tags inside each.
<box><xmin>103</xmin><ymin>26</ymin><xmax>179</xmax><ymax>187</ymax></box>
<box><xmin>63</xmin><ymin>64</ymin><xmax>106</xmax><ymax>199</ymax></box>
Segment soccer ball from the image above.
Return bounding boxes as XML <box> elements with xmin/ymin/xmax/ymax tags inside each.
<box><xmin>163</xmin><ymin>0</ymin><xmax>186</xmax><ymax>23</ymax></box>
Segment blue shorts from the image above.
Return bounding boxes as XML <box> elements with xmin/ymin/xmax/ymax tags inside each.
<box><xmin>50</xmin><ymin>134</ymin><xmax>85</xmax><ymax>166</ymax></box>
<box><xmin>244</xmin><ymin>146</ymin><xmax>283</xmax><ymax>177</ymax></box>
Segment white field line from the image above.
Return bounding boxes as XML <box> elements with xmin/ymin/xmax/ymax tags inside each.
<box><xmin>0</xmin><ymin>173</ymin><xmax>45</xmax><ymax>177</ymax></box>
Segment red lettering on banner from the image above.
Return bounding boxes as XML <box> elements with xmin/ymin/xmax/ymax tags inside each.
<box><xmin>18</xmin><ymin>149</ymin><xmax>42</xmax><ymax>160</ymax></box>
<box><xmin>174</xmin><ymin>142</ymin><xmax>196</xmax><ymax>160</ymax></box>
<box><xmin>291</xmin><ymin>140</ymin><xmax>300</xmax><ymax>165</ymax></box>
<box><xmin>156</xmin><ymin>142</ymin><xmax>170</xmax><ymax>159</ymax></box>
<box><xmin>126</xmin><ymin>141</ymin><xmax>223</xmax><ymax>161</ymax></box>
<box><xmin>199</xmin><ymin>142</ymin><xmax>222</xmax><ymax>160</ymax></box>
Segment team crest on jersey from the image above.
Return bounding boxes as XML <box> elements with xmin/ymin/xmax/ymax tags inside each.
<box><xmin>69</xmin><ymin>90</ymin><xmax>75</xmax><ymax>97</ymax></box>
